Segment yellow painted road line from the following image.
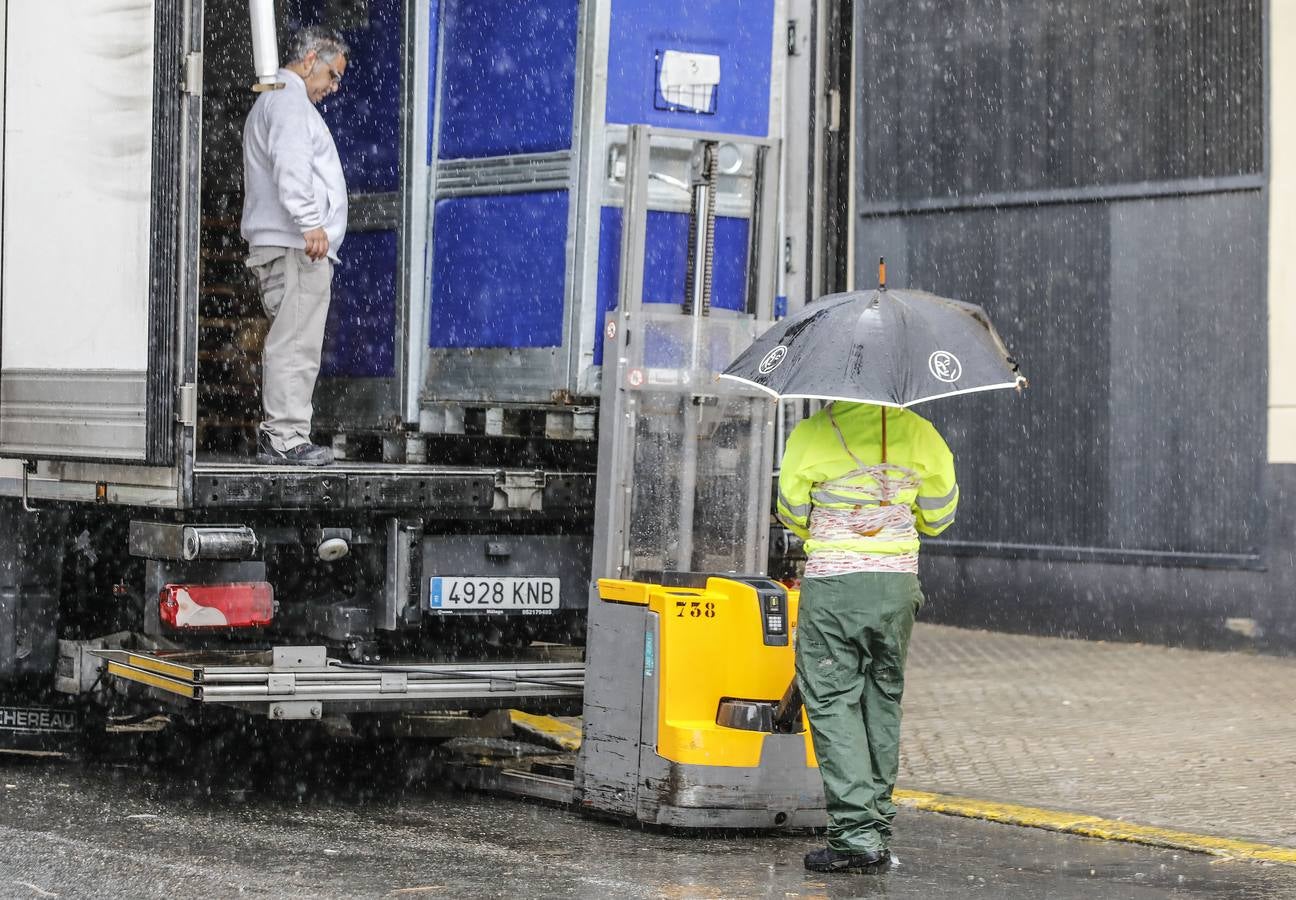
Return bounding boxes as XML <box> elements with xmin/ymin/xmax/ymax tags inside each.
<box><xmin>895</xmin><ymin>789</ymin><xmax>1296</xmax><ymax>865</ymax></box>
<box><xmin>509</xmin><ymin>711</ymin><xmax>582</xmax><ymax>752</ymax></box>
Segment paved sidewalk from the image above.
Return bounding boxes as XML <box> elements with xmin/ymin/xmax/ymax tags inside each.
<box><xmin>900</xmin><ymin>623</ymin><xmax>1296</xmax><ymax>848</ymax></box>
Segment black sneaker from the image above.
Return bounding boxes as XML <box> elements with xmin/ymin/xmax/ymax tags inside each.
<box><xmin>804</xmin><ymin>846</ymin><xmax>891</xmax><ymax>874</ymax></box>
<box><xmin>256</xmin><ymin>432</ymin><xmax>334</xmax><ymax>467</ymax></box>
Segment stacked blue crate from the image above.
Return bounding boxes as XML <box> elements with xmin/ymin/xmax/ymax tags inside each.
<box><xmin>592</xmin><ymin>210</ymin><xmax>752</xmax><ymax>367</ymax></box>
<box><xmin>296</xmin><ymin>0</ymin><xmax>403</xmax><ymax>381</ymax></box>
<box><xmin>418</xmin><ymin>0</ymin><xmax>777</xmax><ymax>403</ymax></box>
<box><xmin>594</xmin><ymin>0</ymin><xmax>776</xmax><ymax>367</ymax></box>
<box><xmin>427</xmin><ymin>0</ymin><xmax>580</xmax><ymax>352</ymax></box>
<box><xmin>604</xmin><ymin>1</ymin><xmax>775</xmax><ymax>137</ymax></box>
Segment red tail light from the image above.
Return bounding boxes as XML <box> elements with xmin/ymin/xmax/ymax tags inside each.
<box><xmin>159</xmin><ymin>582</ymin><xmax>274</xmax><ymax>629</ymax></box>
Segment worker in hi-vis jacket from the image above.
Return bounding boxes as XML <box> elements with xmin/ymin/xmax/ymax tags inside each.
<box><xmin>241</xmin><ymin>26</ymin><xmax>349</xmax><ymax>466</ymax></box>
<box><xmin>777</xmin><ymin>400</ymin><xmax>958</xmax><ymax>874</ymax></box>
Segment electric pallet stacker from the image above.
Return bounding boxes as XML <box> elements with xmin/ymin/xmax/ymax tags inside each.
<box><xmin>573</xmin><ymin>126</ymin><xmax>825</xmax><ymax>828</ymax></box>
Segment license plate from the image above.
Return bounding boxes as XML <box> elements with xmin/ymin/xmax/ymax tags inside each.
<box><xmin>428</xmin><ymin>576</ymin><xmax>560</xmax><ymax>614</ymax></box>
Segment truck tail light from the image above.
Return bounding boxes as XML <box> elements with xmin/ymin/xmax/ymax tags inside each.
<box><xmin>159</xmin><ymin>582</ymin><xmax>274</xmax><ymax>629</ymax></box>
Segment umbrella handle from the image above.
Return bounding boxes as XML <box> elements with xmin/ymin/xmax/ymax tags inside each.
<box><xmin>773</xmin><ymin>677</ymin><xmax>804</xmax><ymax>733</ymax></box>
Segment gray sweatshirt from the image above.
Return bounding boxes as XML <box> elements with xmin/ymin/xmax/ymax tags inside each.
<box><xmin>241</xmin><ymin>68</ymin><xmax>348</xmax><ymax>261</ymax></box>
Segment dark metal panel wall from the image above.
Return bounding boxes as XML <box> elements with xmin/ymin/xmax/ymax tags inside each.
<box><xmin>861</xmin><ymin>193</ymin><xmax>1266</xmax><ymax>559</ymax></box>
<box><xmin>859</xmin><ymin>204</ymin><xmax>1112</xmax><ymax>549</ymax></box>
<box><xmin>854</xmin><ymin>0</ymin><xmax>1266</xmax><ymax>561</ymax></box>
<box><xmin>857</xmin><ymin>0</ymin><xmax>1263</xmax><ymax>205</ymax></box>
<box><xmin>1105</xmin><ymin>192</ymin><xmax>1266</xmax><ymax>554</ymax></box>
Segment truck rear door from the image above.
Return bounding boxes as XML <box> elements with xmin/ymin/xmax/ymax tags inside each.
<box><xmin>0</xmin><ymin>0</ymin><xmax>191</xmax><ymax>465</ymax></box>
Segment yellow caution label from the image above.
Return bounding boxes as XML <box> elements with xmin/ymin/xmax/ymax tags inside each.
<box><xmin>106</xmin><ymin>662</ymin><xmax>198</xmax><ymax>699</ymax></box>
<box><xmin>124</xmin><ymin>653</ymin><xmax>197</xmax><ymax>683</ymax></box>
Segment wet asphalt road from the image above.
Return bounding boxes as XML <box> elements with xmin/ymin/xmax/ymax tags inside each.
<box><xmin>0</xmin><ymin>735</ymin><xmax>1294</xmax><ymax>899</ymax></box>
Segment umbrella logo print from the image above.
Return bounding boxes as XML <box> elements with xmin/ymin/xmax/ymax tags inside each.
<box><xmin>929</xmin><ymin>351</ymin><xmax>962</xmax><ymax>383</ymax></box>
<box><xmin>758</xmin><ymin>345</ymin><xmax>788</xmax><ymax>375</ymax></box>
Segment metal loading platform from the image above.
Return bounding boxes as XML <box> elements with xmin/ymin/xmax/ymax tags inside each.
<box><xmin>90</xmin><ymin>647</ymin><xmax>584</xmax><ymax>720</ymax></box>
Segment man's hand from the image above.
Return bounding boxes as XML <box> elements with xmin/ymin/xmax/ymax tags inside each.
<box><xmin>303</xmin><ymin>227</ymin><xmax>330</xmax><ymax>261</ymax></box>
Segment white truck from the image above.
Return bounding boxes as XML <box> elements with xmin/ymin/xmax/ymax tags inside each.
<box><xmin>0</xmin><ymin>0</ymin><xmax>842</xmax><ymax>748</ymax></box>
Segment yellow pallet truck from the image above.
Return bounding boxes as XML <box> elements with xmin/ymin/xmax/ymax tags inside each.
<box><xmin>576</xmin><ymin>573</ymin><xmax>823</xmax><ymax>828</ymax></box>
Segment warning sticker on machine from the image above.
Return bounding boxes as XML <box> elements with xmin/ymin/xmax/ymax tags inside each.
<box><xmin>0</xmin><ymin>706</ymin><xmax>80</xmax><ymax>734</ymax></box>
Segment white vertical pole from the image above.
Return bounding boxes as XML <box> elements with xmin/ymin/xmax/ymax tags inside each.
<box><xmin>247</xmin><ymin>0</ymin><xmax>282</xmax><ymax>88</ymax></box>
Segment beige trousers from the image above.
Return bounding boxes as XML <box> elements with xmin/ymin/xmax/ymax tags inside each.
<box><xmin>246</xmin><ymin>247</ymin><xmax>333</xmax><ymax>452</ymax></box>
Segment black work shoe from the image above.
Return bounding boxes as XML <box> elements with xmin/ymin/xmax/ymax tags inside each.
<box><xmin>256</xmin><ymin>432</ymin><xmax>334</xmax><ymax>467</ymax></box>
<box><xmin>804</xmin><ymin>846</ymin><xmax>891</xmax><ymax>874</ymax></box>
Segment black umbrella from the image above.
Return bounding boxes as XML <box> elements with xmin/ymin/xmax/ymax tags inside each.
<box><xmin>725</xmin><ymin>263</ymin><xmax>1026</xmax><ymax>733</ymax></box>
<box><xmin>720</xmin><ymin>267</ymin><xmax>1026</xmax><ymax>407</ymax></box>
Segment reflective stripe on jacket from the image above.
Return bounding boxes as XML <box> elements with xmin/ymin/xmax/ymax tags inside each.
<box><xmin>776</xmin><ymin>401</ymin><xmax>958</xmax><ymax>560</ymax></box>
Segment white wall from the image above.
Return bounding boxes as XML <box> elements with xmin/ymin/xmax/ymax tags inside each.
<box><xmin>1</xmin><ymin>1</ymin><xmax>155</xmax><ymax>371</ymax></box>
<box><xmin>1271</xmin><ymin>2</ymin><xmax>1296</xmax><ymax>463</ymax></box>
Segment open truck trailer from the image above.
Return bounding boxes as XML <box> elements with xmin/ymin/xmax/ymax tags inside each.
<box><xmin>0</xmin><ymin>0</ymin><xmax>844</xmax><ymax>762</ymax></box>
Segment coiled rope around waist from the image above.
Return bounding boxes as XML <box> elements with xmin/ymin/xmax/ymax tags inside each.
<box><xmin>804</xmin><ymin>489</ymin><xmax>921</xmax><ymax>575</ymax></box>
<box><xmin>804</xmin><ymin>405</ymin><xmax>921</xmax><ymax>576</ymax></box>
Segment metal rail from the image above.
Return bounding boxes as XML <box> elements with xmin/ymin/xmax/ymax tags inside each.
<box><xmin>91</xmin><ymin>648</ymin><xmax>584</xmax><ymax>719</ymax></box>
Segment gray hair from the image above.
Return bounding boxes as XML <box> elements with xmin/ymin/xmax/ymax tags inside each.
<box><xmin>286</xmin><ymin>26</ymin><xmax>350</xmax><ymax>65</ymax></box>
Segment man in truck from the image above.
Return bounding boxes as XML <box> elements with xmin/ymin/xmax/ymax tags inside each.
<box><xmin>777</xmin><ymin>401</ymin><xmax>958</xmax><ymax>874</ymax></box>
<box><xmin>241</xmin><ymin>26</ymin><xmax>350</xmax><ymax>466</ymax></box>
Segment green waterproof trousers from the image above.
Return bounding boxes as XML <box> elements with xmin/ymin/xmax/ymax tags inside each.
<box><xmin>795</xmin><ymin>571</ymin><xmax>922</xmax><ymax>853</ymax></box>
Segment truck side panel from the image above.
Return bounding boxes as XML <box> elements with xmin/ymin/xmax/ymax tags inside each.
<box><xmin>0</xmin><ymin>0</ymin><xmax>180</xmax><ymax>463</ymax></box>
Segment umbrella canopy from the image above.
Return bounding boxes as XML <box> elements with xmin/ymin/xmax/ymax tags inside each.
<box><xmin>720</xmin><ymin>287</ymin><xmax>1026</xmax><ymax>407</ymax></box>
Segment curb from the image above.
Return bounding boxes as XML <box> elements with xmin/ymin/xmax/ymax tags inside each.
<box><xmin>507</xmin><ymin>714</ymin><xmax>1296</xmax><ymax>865</ymax></box>
<box><xmin>895</xmin><ymin>789</ymin><xmax>1296</xmax><ymax>866</ymax></box>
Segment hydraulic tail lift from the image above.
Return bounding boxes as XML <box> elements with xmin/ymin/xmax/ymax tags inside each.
<box><xmin>86</xmin><ymin>647</ymin><xmax>584</xmax><ymax>720</ymax></box>
<box><xmin>89</xmin><ymin>127</ymin><xmax>825</xmax><ymax>828</ymax></box>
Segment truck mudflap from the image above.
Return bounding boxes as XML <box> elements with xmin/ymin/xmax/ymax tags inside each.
<box><xmin>0</xmin><ymin>696</ymin><xmax>84</xmax><ymax>754</ymax></box>
<box><xmin>89</xmin><ymin>647</ymin><xmax>583</xmax><ymax>720</ymax></box>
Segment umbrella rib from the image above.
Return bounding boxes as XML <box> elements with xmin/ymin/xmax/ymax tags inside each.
<box><xmin>896</xmin><ymin>382</ymin><xmax>1025</xmax><ymax>407</ymax></box>
<box><xmin>714</xmin><ymin>377</ymin><xmax>1024</xmax><ymax>408</ymax></box>
<box><xmin>715</xmin><ymin>374</ymin><xmax>785</xmax><ymax>398</ymax></box>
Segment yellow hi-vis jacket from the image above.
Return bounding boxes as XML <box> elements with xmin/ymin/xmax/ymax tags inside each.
<box><xmin>776</xmin><ymin>401</ymin><xmax>958</xmax><ymax>560</ymax></box>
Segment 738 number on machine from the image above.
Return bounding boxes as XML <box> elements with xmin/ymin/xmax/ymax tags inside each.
<box><xmin>428</xmin><ymin>576</ymin><xmax>560</xmax><ymax>614</ymax></box>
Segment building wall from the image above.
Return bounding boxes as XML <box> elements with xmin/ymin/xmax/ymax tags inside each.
<box><xmin>853</xmin><ymin>0</ymin><xmax>1295</xmax><ymax>651</ymax></box>
<box><xmin>1271</xmin><ymin>1</ymin><xmax>1296</xmax><ymax>463</ymax></box>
